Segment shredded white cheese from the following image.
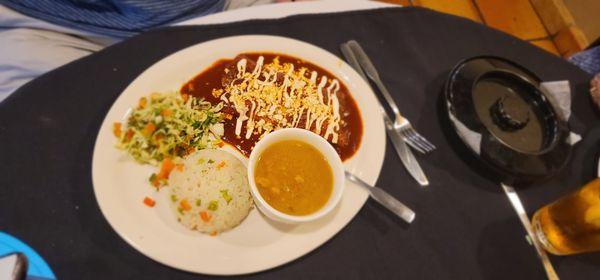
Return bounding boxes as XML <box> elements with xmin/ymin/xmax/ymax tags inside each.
<box><xmin>220</xmin><ymin>56</ymin><xmax>342</xmax><ymax>143</ymax></box>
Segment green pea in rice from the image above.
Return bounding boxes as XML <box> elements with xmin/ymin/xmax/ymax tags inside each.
<box><xmin>168</xmin><ymin>149</ymin><xmax>252</xmax><ymax>234</ymax></box>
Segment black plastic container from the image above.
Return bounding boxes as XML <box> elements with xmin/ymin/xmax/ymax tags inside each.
<box><xmin>443</xmin><ymin>56</ymin><xmax>572</xmax><ymax>185</ymax></box>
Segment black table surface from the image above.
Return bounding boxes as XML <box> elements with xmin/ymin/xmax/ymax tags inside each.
<box><xmin>1</xmin><ymin>7</ymin><xmax>599</xmax><ymax>280</ymax></box>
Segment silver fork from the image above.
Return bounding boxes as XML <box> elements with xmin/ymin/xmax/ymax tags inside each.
<box><xmin>341</xmin><ymin>42</ymin><xmax>429</xmax><ymax>186</ymax></box>
<box><xmin>395</xmin><ymin>115</ymin><xmax>436</xmax><ymax>154</ymax></box>
<box><xmin>346</xmin><ymin>40</ymin><xmax>436</xmax><ymax>154</ymax></box>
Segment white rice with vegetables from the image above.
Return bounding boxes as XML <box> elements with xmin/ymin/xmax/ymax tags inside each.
<box><xmin>168</xmin><ymin>149</ymin><xmax>252</xmax><ymax>234</ymax></box>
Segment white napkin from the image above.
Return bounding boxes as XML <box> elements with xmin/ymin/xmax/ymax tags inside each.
<box><xmin>540</xmin><ymin>81</ymin><xmax>581</xmax><ymax>145</ymax></box>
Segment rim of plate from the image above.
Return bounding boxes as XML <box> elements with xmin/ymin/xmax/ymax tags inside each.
<box><xmin>91</xmin><ymin>35</ymin><xmax>385</xmax><ymax>275</ymax></box>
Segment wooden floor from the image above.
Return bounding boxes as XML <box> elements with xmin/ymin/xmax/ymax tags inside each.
<box><xmin>378</xmin><ymin>0</ymin><xmax>564</xmax><ymax>56</ymax></box>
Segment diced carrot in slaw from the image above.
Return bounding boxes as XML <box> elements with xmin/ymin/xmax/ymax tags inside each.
<box><xmin>149</xmin><ymin>158</ymin><xmax>177</xmax><ymax>188</ymax></box>
<box><xmin>113</xmin><ymin>122</ymin><xmax>122</xmax><ymax>138</ymax></box>
<box><xmin>157</xmin><ymin>158</ymin><xmax>175</xmax><ymax>179</ymax></box>
<box><xmin>143</xmin><ymin>197</ymin><xmax>155</xmax><ymax>207</ymax></box>
<box><xmin>138</xmin><ymin>97</ymin><xmax>147</xmax><ymax>109</ymax></box>
<box><xmin>160</xmin><ymin>108</ymin><xmax>172</xmax><ymax>117</ymax></box>
<box><xmin>142</xmin><ymin>122</ymin><xmax>156</xmax><ymax>136</ymax></box>
<box><xmin>125</xmin><ymin>130</ymin><xmax>134</xmax><ymax>142</ymax></box>
<box><xmin>181</xmin><ymin>93</ymin><xmax>190</xmax><ymax>102</ymax></box>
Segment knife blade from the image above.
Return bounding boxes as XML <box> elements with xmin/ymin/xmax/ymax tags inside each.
<box><xmin>384</xmin><ymin>116</ymin><xmax>429</xmax><ymax>186</ymax></box>
<box><xmin>501</xmin><ymin>183</ymin><xmax>559</xmax><ymax>280</ymax></box>
<box><xmin>341</xmin><ymin>42</ymin><xmax>429</xmax><ymax>186</ymax></box>
<box><xmin>345</xmin><ymin>171</ymin><xmax>415</xmax><ymax>223</ymax></box>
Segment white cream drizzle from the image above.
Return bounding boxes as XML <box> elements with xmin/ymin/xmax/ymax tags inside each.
<box><xmin>222</xmin><ymin>56</ymin><xmax>342</xmax><ymax>143</ymax></box>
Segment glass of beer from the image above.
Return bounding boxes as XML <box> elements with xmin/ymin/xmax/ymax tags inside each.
<box><xmin>532</xmin><ymin>178</ymin><xmax>600</xmax><ymax>255</ymax></box>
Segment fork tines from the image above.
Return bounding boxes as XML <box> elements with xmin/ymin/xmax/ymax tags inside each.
<box><xmin>400</xmin><ymin>128</ymin><xmax>436</xmax><ymax>154</ymax></box>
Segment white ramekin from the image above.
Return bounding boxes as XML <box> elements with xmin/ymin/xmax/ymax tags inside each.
<box><xmin>247</xmin><ymin>128</ymin><xmax>345</xmax><ymax>223</ymax></box>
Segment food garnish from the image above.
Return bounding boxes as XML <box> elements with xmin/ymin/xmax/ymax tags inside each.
<box><xmin>180</xmin><ymin>199</ymin><xmax>192</xmax><ymax>211</ymax></box>
<box><xmin>180</xmin><ymin>53</ymin><xmax>363</xmax><ymax>161</ymax></box>
<box><xmin>113</xmin><ymin>122</ymin><xmax>122</xmax><ymax>138</ymax></box>
<box><xmin>169</xmin><ymin>150</ymin><xmax>252</xmax><ymax>235</ymax></box>
<box><xmin>149</xmin><ymin>158</ymin><xmax>177</xmax><ymax>188</ymax></box>
<box><xmin>220</xmin><ymin>190</ymin><xmax>232</xmax><ymax>204</ymax></box>
<box><xmin>208</xmin><ymin>200</ymin><xmax>219</xmax><ymax>211</ymax></box>
<box><xmin>221</xmin><ymin>56</ymin><xmax>342</xmax><ymax>143</ymax></box>
<box><xmin>143</xmin><ymin>197</ymin><xmax>156</xmax><ymax>207</ymax></box>
<box><xmin>114</xmin><ymin>91</ymin><xmax>224</xmax><ymax>165</ymax></box>
<box><xmin>200</xmin><ymin>211</ymin><xmax>211</xmax><ymax>223</ymax></box>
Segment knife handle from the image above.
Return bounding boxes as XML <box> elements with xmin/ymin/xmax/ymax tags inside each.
<box><xmin>341</xmin><ymin>41</ymin><xmax>429</xmax><ymax>187</ymax></box>
<box><xmin>369</xmin><ymin>187</ymin><xmax>416</xmax><ymax>223</ymax></box>
<box><xmin>347</xmin><ymin>40</ymin><xmax>402</xmax><ymax>118</ymax></box>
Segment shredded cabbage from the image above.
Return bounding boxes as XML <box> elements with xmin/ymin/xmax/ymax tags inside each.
<box><xmin>115</xmin><ymin>92</ymin><xmax>224</xmax><ymax>165</ymax></box>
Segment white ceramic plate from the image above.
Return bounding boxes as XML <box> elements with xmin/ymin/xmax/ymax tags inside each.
<box><xmin>92</xmin><ymin>35</ymin><xmax>385</xmax><ymax>275</ymax></box>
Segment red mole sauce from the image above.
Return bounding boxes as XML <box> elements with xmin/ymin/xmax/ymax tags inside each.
<box><xmin>181</xmin><ymin>52</ymin><xmax>363</xmax><ymax>161</ymax></box>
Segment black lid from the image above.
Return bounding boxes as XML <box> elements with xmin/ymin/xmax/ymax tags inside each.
<box><xmin>444</xmin><ymin>56</ymin><xmax>571</xmax><ymax>184</ymax></box>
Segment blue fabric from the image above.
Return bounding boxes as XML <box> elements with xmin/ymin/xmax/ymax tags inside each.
<box><xmin>0</xmin><ymin>0</ymin><xmax>225</xmax><ymax>37</ymax></box>
<box><xmin>569</xmin><ymin>45</ymin><xmax>600</xmax><ymax>75</ymax></box>
<box><xmin>0</xmin><ymin>232</ymin><xmax>56</xmax><ymax>279</ymax></box>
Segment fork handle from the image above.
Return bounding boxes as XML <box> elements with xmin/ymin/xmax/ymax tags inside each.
<box><xmin>371</xmin><ymin>78</ymin><xmax>402</xmax><ymax>117</ymax></box>
<box><xmin>347</xmin><ymin>40</ymin><xmax>403</xmax><ymax>118</ymax></box>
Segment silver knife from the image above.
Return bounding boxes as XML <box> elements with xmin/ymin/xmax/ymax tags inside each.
<box><xmin>597</xmin><ymin>153</ymin><xmax>600</xmax><ymax>177</ymax></box>
<box><xmin>345</xmin><ymin>171</ymin><xmax>416</xmax><ymax>223</ymax></box>
<box><xmin>346</xmin><ymin>40</ymin><xmax>436</xmax><ymax>153</ymax></box>
<box><xmin>501</xmin><ymin>183</ymin><xmax>559</xmax><ymax>280</ymax></box>
<box><xmin>341</xmin><ymin>43</ymin><xmax>429</xmax><ymax>186</ymax></box>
